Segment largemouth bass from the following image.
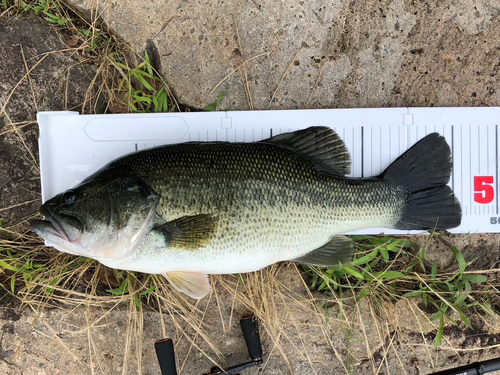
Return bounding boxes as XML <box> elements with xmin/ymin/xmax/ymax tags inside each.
<box><xmin>31</xmin><ymin>127</ymin><xmax>461</xmax><ymax>298</ymax></box>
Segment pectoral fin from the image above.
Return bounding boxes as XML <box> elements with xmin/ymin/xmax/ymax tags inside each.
<box><xmin>153</xmin><ymin>214</ymin><xmax>218</xmax><ymax>250</ymax></box>
<box><xmin>292</xmin><ymin>235</ymin><xmax>354</xmax><ymax>267</ymax></box>
<box><xmin>164</xmin><ymin>271</ymin><xmax>211</xmax><ymax>299</ymax></box>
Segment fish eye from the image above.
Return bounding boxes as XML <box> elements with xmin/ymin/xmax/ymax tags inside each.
<box><xmin>62</xmin><ymin>191</ymin><xmax>76</xmax><ymax>205</ymax></box>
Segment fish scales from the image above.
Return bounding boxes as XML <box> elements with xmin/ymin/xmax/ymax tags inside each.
<box><xmin>106</xmin><ymin>142</ymin><xmax>404</xmax><ymax>274</ymax></box>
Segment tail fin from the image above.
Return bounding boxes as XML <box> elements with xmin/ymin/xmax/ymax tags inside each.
<box><xmin>382</xmin><ymin>133</ymin><xmax>462</xmax><ymax>230</ymax></box>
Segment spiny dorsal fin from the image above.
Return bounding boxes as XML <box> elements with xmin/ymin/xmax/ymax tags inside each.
<box><xmin>153</xmin><ymin>214</ymin><xmax>218</xmax><ymax>250</ymax></box>
<box><xmin>261</xmin><ymin>126</ymin><xmax>351</xmax><ymax>176</ymax></box>
<box><xmin>291</xmin><ymin>235</ymin><xmax>354</xmax><ymax>267</ymax></box>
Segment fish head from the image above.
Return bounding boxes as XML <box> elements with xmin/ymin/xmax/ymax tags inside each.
<box><xmin>31</xmin><ymin>172</ymin><xmax>160</xmax><ymax>262</ymax></box>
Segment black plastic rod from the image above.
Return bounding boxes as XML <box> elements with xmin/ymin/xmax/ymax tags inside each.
<box><xmin>429</xmin><ymin>356</ymin><xmax>500</xmax><ymax>375</ymax></box>
<box><xmin>240</xmin><ymin>316</ymin><xmax>263</xmax><ymax>361</ymax></box>
<box><xmin>155</xmin><ymin>338</ymin><xmax>178</xmax><ymax>375</ymax></box>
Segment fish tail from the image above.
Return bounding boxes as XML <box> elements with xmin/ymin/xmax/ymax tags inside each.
<box><xmin>381</xmin><ymin>133</ymin><xmax>462</xmax><ymax>230</ymax></box>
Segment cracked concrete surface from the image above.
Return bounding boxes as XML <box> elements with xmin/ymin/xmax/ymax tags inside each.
<box><xmin>69</xmin><ymin>0</ymin><xmax>499</xmax><ymax>110</ymax></box>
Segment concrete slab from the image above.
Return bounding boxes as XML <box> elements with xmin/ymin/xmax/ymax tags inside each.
<box><xmin>67</xmin><ymin>0</ymin><xmax>500</xmax><ymax>110</ymax></box>
<box><xmin>0</xmin><ymin>16</ymin><xmax>103</xmax><ymax>226</ymax></box>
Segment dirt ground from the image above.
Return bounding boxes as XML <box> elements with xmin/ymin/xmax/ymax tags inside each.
<box><xmin>1</xmin><ymin>2</ymin><xmax>500</xmax><ymax>375</ymax></box>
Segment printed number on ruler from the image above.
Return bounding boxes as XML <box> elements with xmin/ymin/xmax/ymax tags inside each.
<box><xmin>474</xmin><ymin>176</ymin><xmax>498</xmax><ymax>224</ymax></box>
<box><xmin>474</xmin><ymin>176</ymin><xmax>494</xmax><ymax>204</ymax></box>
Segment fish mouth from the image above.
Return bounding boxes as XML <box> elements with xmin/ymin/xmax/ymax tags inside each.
<box><xmin>33</xmin><ymin>206</ymin><xmax>84</xmax><ymax>243</ymax></box>
<box><xmin>31</xmin><ymin>218</ymin><xmax>69</xmax><ymax>241</ymax></box>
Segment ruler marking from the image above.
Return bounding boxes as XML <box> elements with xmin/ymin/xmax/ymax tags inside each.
<box><xmin>461</xmin><ymin>126</ymin><xmax>464</xmax><ymax>215</ymax></box>
<box><xmin>370</xmin><ymin>126</ymin><xmax>373</xmax><ymax>174</ymax></box>
<box><xmin>389</xmin><ymin>126</ymin><xmax>392</xmax><ymax>161</ymax></box>
<box><xmin>451</xmin><ymin>125</ymin><xmax>455</xmax><ymax>192</ymax></box>
<box><xmin>398</xmin><ymin>126</ymin><xmax>401</xmax><ymax>155</ymax></box>
<box><xmin>470</xmin><ymin>126</ymin><xmax>472</xmax><ymax>212</ymax></box>
<box><xmin>380</xmin><ymin>125</ymin><xmax>382</xmax><ymax>170</ymax></box>
<box><xmin>487</xmin><ymin>125</ymin><xmax>490</xmax><ymax>174</ymax></box>
<box><xmin>361</xmin><ymin>126</ymin><xmax>364</xmax><ymax>178</ymax></box>
<box><xmin>478</xmin><ymin>125</ymin><xmax>480</xmax><ymax>174</ymax></box>
<box><xmin>350</xmin><ymin>127</ymin><xmax>354</xmax><ymax>177</ymax></box>
<box><xmin>496</xmin><ymin>124</ymin><xmax>499</xmax><ymax>215</ymax></box>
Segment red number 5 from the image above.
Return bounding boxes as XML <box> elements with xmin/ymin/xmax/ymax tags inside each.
<box><xmin>474</xmin><ymin>176</ymin><xmax>494</xmax><ymax>204</ymax></box>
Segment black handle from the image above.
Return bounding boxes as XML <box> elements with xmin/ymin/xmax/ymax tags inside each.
<box><xmin>155</xmin><ymin>338</ymin><xmax>178</xmax><ymax>375</ymax></box>
<box><xmin>481</xmin><ymin>357</ymin><xmax>500</xmax><ymax>373</ymax></box>
<box><xmin>428</xmin><ymin>356</ymin><xmax>500</xmax><ymax>375</ymax></box>
<box><xmin>240</xmin><ymin>316</ymin><xmax>262</xmax><ymax>361</ymax></box>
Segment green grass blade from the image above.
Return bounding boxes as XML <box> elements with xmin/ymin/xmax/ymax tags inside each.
<box><xmin>379</xmin><ymin>247</ymin><xmax>389</xmax><ymax>262</ymax></box>
<box><xmin>10</xmin><ymin>275</ymin><xmax>16</xmax><ymax>294</ymax></box>
<box><xmin>343</xmin><ymin>264</ymin><xmax>364</xmax><ymax>280</ymax></box>
<box><xmin>463</xmin><ymin>274</ymin><xmax>487</xmax><ymax>283</ymax></box>
<box><xmin>373</xmin><ymin>271</ymin><xmax>406</xmax><ymax>280</ymax></box>
<box><xmin>434</xmin><ymin>312</ymin><xmax>444</xmax><ymax>348</ymax></box>
<box><xmin>139</xmin><ymin>285</ymin><xmax>156</xmax><ymax>296</ymax></box>
<box><xmin>144</xmin><ymin>51</ymin><xmax>153</xmax><ymax>76</ymax></box>
<box><xmin>134</xmin><ymin>295</ymin><xmax>141</xmax><ymax>309</ymax></box>
<box><xmin>131</xmin><ymin>71</ymin><xmax>154</xmax><ymax>91</ymax></box>
<box><xmin>351</xmin><ymin>249</ymin><xmax>378</xmax><ymax>266</ymax></box>
<box><xmin>106</xmin><ymin>278</ymin><xmax>129</xmax><ymax>295</ymax></box>
<box><xmin>0</xmin><ymin>260</ymin><xmax>21</xmax><ymax>272</ymax></box>
<box><xmin>402</xmin><ymin>291</ymin><xmax>423</xmax><ymax>298</ymax></box>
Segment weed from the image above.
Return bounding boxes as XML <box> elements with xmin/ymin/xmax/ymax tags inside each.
<box><xmin>0</xmin><ymin>249</ymin><xmax>47</xmax><ymax>293</ymax></box>
<box><xmin>110</xmin><ymin>52</ymin><xmax>175</xmax><ymax>113</ymax></box>
<box><xmin>105</xmin><ymin>271</ymin><xmax>157</xmax><ymax>308</ymax></box>
<box><xmin>304</xmin><ymin>233</ymin><xmax>495</xmax><ymax>348</ymax></box>
<box><xmin>204</xmin><ymin>91</ymin><xmax>227</xmax><ymax>111</ymax></box>
<box><xmin>7</xmin><ymin>0</ymin><xmax>179</xmax><ymax>115</ymax></box>
<box><xmin>18</xmin><ymin>0</ymin><xmax>71</xmax><ymax>25</ymax></box>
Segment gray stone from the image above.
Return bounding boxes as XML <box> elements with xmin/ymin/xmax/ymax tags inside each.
<box><xmin>67</xmin><ymin>0</ymin><xmax>500</xmax><ymax>110</ymax></box>
<box><xmin>0</xmin><ymin>16</ymin><xmax>103</xmax><ymax>227</ymax></box>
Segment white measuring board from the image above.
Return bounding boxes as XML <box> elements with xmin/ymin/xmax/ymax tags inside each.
<box><xmin>36</xmin><ymin>108</ymin><xmax>500</xmax><ymax>235</ymax></box>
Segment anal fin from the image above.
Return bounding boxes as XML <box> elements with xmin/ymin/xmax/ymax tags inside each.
<box><xmin>292</xmin><ymin>235</ymin><xmax>354</xmax><ymax>267</ymax></box>
<box><xmin>164</xmin><ymin>271</ymin><xmax>211</xmax><ymax>299</ymax></box>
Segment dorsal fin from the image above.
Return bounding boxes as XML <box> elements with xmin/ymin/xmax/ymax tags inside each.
<box><xmin>261</xmin><ymin>127</ymin><xmax>351</xmax><ymax>176</ymax></box>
